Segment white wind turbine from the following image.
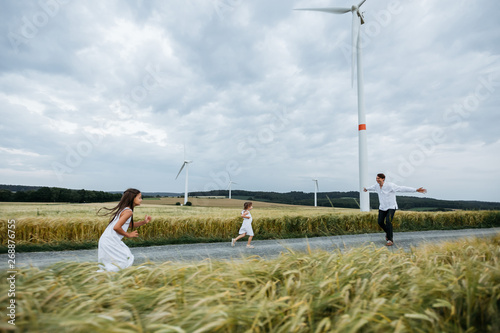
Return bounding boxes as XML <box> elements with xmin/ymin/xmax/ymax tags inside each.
<box><xmin>312</xmin><ymin>179</ymin><xmax>319</xmax><ymax>207</ymax></box>
<box><xmin>226</xmin><ymin>172</ymin><xmax>237</xmax><ymax>199</ymax></box>
<box><xmin>295</xmin><ymin>0</ymin><xmax>370</xmax><ymax>212</ymax></box>
<box><xmin>175</xmin><ymin>147</ymin><xmax>192</xmax><ymax>205</ymax></box>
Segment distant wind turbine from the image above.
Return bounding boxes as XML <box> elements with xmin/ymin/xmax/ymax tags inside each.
<box><xmin>226</xmin><ymin>173</ymin><xmax>237</xmax><ymax>199</ymax></box>
<box><xmin>295</xmin><ymin>0</ymin><xmax>371</xmax><ymax>212</ymax></box>
<box><xmin>175</xmin><ymin>146</ymin><xmax>192</xmax><ymax>205</ymax></box>
<box><xmin>313</xmin><ymin>179</ymin><xmax>319</xmax><ymax>207</ymax></box>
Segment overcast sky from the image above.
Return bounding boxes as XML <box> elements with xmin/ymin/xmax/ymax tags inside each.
<box><xmin>1</xmin><ymin>0</ymin><xmax>499</xmax><ymax>202</ymax></box>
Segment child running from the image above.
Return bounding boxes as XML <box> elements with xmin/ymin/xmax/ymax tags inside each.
<box><xmin>231</xmin><ymin>201</ymin><xmax>254</xmax><ymax>248</ymax></box>
<box><xmin>97</xmin><ymin>188</ymin><xmax>152</xmax><ymax>271</ymax></box>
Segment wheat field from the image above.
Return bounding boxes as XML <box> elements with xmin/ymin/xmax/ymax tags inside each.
<box><xmin>1</xmin><ymin>201</ymin><xmax>499</xmax><ymax>248</ymax></box>
<box><xmin>1</xmin><ymin>235</ymin><xmax>499</xmax><ymax>332</ymax></box>
<box><xmin>0</xmin><ymin>199</ymin><xmax>352</xmax><ymax>219</ymax></box>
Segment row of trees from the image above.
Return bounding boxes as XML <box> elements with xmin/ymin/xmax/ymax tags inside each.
<box><xmin>1</xmin><ymin>187</ymin><xmax>499</xmax><ymax>210</ymax></box>
<box><xmin>190</xmin><ymin>190</ymin><xmax>500</xmax><ymax>210</ymax></box>
<box><xmin>0</xmin><ymin>187</ymin><xmax>122</xmax><ymax>203</ymax></box>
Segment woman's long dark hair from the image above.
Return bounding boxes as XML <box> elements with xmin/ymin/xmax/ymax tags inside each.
<box><xmin>97</xmin><ymin>188</ymin><xmax>140</xmax><ymax>229</ymax></box>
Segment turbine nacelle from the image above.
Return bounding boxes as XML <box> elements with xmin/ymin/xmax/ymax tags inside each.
<box><xmin>226</xmin><ymin>181</ymin><xmax>238</xmax><ymax>190</ymax></box>
<box><xmin>175</xmin><ymin>160</ymin><xmax>192</xmax><ymax>180</ymax></box>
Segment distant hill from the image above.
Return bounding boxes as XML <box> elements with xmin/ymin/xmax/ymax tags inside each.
<box><xmin>1</xmin><ymin>185</ymin><xmax>499</xmax><ymax>210</ymax></box>
<box><xmin>0</xmin><ymin>185</ymin><xmax>121</xmax><ymax>203</ymax></box>
<box><xmin>0</xmin><ymin>184</ymin><xmax>43</xmax><ymax>192</ymax></box>
<box><xmin>143</xmin><ymin>192</ymin><xmax>182</xmax><ymax>197</ymax></box>
<box><xmin>0</xmin><ymin>185</ymin><xmax>180</xmax><ymax>198</ymax></box>
<box><xmin>109</xmin><ymin>191</ymin><xmax>181</xmax><ymax>197</ymax></box>
<box><xmin>189</xmin><ymin>190</ymin><xmax>500</xmax><ymax>211</ymax></box>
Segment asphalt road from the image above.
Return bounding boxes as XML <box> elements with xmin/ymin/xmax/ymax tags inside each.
<box><xmin>3</xmin><ymin>228</ymin><xmax>499</xmax><ymax>270</ymax></box>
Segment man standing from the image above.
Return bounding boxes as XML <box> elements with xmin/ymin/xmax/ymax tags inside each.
<box><xmin>364</xmin><ymin>173</ymin><xmax>427</xmax><ymax>246</ymax></box>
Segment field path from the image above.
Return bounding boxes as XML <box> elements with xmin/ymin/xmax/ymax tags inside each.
<box><xmin>4</xmin><ymin>228</ymin><xmax>499</xmax><ymax>269</ymax></box>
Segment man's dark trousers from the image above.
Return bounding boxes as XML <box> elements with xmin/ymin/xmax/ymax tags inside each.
<box><xmin>378</xmin><ymin>209</ymin><xmax>395</xmax><ymax>242</ymax></box>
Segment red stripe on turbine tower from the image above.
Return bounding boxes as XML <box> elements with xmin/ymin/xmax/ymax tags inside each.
<box><xmin>359</xmin><ymin>124</ymin><xmax>366</xmax><ymax>131</ymax></box>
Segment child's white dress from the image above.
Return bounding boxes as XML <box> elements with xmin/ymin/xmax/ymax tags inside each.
<box><xmin>239</xmin><ymin>210</ymin><xmax>254</xmax><ymax>236</ymax></box>
<box><xmin>97</xmin><ymin>208</ymin><xmax>134</xmax><ymax>272</ymax></box>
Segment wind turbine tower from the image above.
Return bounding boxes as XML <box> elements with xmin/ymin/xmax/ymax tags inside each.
<box><xmin>296</xmin><ymin>0</ymin><xmax>371</xmax><ymax>212</ymax></box>
<box><xmin>313</xmin><ymin>179</ymin><xmax>319</xmax><ymax>207</ymax></box>
<box><xmin>226</xmin><ymin>173</ymin><xmax>237</xmax><ymax>199</ymax></box>
<box><xmin>175</xmin><ymin>148</ymin><xmax>192</xmax><ymax>205</ymax></box>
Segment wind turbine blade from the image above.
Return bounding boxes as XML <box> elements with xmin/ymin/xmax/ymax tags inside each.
<box><xmin>175</xmin><ymin>162</ymin><xmax>186</xmax><ymax>180</ymax></box>
<box><xmin>358</xmin><ymin>0</ymin><xmax>367</xmax><ymax>8</ymax></box>
<box><xmin>294</xmin><ymin>7</ymin><xmax>351</xmax><ymax>14</ymax></box>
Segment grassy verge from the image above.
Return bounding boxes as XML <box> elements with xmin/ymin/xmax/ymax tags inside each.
<box><xmin>1</xmin><ymin>235</ymin><xmax>499</xmax><ymax>332</ymax></box>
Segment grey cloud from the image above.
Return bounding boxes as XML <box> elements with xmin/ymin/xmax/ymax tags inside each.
<box><xmin>0</xmin><ymin>0</ymin><xmax>499</xmax><ymax>201</ymax></box>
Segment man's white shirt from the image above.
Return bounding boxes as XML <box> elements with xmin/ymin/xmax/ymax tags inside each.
<box><xmin>365</xmin><ymin>182</ymin><xmax>417</xmax><ymax>210</ymax></box>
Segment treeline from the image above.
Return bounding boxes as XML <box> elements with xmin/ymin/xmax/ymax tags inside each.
<box><xmin>0</xmin><ymin>187</ymin><xmax>122</xmax><ymax>203</ymax></box>
<box><xmin>190</xmin><ymin>190</ymin><xmax>500</xmax><ymax>210</ymax></box>
<box><xmin>2</xmin><ymin>186</ymin><xmax>499</xmax><ymax>210</ymax></box>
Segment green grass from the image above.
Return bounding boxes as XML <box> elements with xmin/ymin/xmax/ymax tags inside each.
<box><xmin>2</xmin><ymin>235</ymin><xmax>499</xmax><ymax>332</ymax></box>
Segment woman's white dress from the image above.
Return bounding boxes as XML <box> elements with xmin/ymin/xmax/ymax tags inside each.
<box><xmin>97</xmin><ymin>208</ymin><xmax>134</xmax><ymax>272</ymax></box>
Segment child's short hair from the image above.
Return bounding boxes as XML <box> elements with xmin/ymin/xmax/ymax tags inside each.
<box><xmin>244</xmin><ymin>202</ymin><xmax>253</xmax><ymax>210</ymax></box>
